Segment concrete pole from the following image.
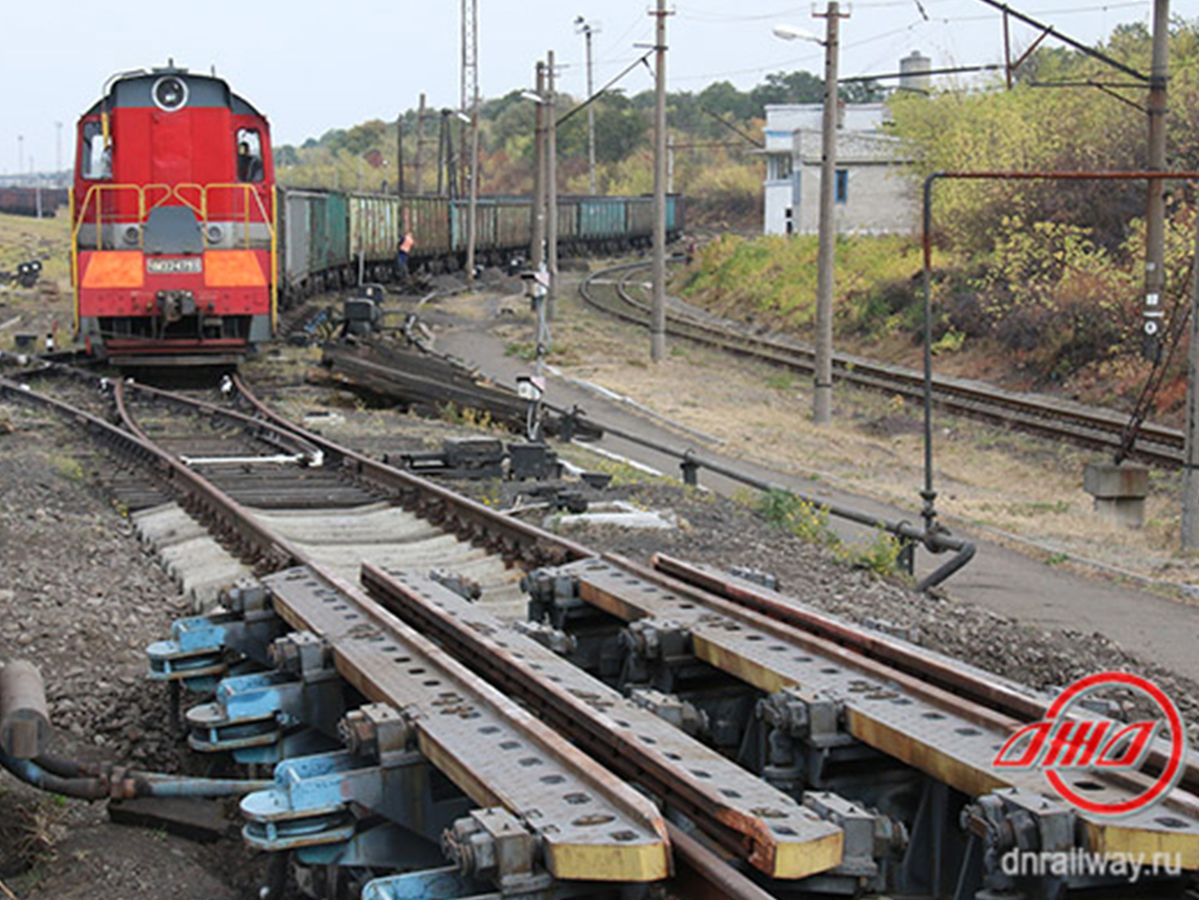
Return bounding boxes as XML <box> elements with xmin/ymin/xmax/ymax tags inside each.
<box><xmin>667</xmin><ymin>134</ymin><xmax>675</xmax><ymax>194</ymax></box>
<box><xmin>17</xmin><ymin>135</ymin><xmax>23</xmax><ymax>180</ymax></box>
<box><xmin>530</xmin><ymin>62</ymin><xmax>547</xmax><ymax>273</ymax></box>
<box><xmin>1182</xmin><ymin>215</ymin><xmax>1199</xmax><ymax>548</ymax></box>
<box><xmin>55</xmin><ymin>122</ymin><xmax>63</xmax><ymax>178</ymax></box>
<box><xmin>466</xmin><ymin>110</ymin><xmax>480</xmax><ymax>283</ymax></box>
<box><xmin>585</xmin><ymin>26</ymin><xmax>597</xmax><ymax>194</ymax></box>
<box><xmin>436</xmin><ymin>108</ymin><xmax>446</xmax><ymax>195</ymax></box>
<box><xmin>812</xmin><ymin>1</ymin><xmax>843</xmax><ymax>424</ymax></box>
<box><xmin>1141</xmin><ymin>0</ymin><xmax>1170</xmax><ymax>360</ymax></box>
<box><xmin>547</xmin><ymin>50</ymin><xmax>559</xmax><ymax>320</ymax></box>
<box><xmin>414</xmin><ymin>93</ymin><xmax>427</xmax><ymax>194</ymax></box>
<box><xmin>396</xmin><ymin>113</ymin><xmax>405</xmax><ymax>195</ymax></box>
<box><xmin>650</xmin><ymin>0</ymin><xmax>669</xmax><ymax>363</ymax></box>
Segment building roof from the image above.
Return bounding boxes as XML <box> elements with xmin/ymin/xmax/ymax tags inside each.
<box><xmin>763</xmin><ymin>102</ymin><xmax>892</xmax><ymax>153</ymax></box>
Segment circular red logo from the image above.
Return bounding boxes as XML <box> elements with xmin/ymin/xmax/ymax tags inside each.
<box><xmin>1041</xmin><ymin>672</ymin><xmax>1184</xmax><ymax>817</ymax></box>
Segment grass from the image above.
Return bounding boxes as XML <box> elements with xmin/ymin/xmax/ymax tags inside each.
<box><xmin>439</xmin><ymin>402</ymin><xmax>496</xmax><ymax>432</ymax></box>
<box><xmin>0</xmin><ymin>210</ymin><xmax>71</xmax><ymax>289</ymax></box>
<box><xmin>50</xmin><ymin>454</ymin><xmax>85</xmax><ymax>482</ymax></box>
<box><xmin>757</xmin><ymin>488</ymin><xmax>906</xmax><ymax>578</ymax></box>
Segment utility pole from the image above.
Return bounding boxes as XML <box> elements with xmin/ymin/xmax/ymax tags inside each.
<box><xmin>650</xmin><ymin>0</ymin><xmax>670</xmax><ymax>362</ymax></box>
<box><xmin>414</xmin><ymin>93</ymin><xmax>427</xmax><ymax>194</ymax></box>
<box><xmin>396</xmin><ymin>113</ymin><xmax>405</xmax><ymax>196</ymax></box>
<box><xmin>33</xmin><ymin>158</ymin><xmax>41</xmax><ymax>219</ymax></box>
<box><xmin>667</xmin><ymin>134</ymin><xmax>675</xmax><ymax>194</ymax></box>
<box><xmin>438</xmin><ymin>110</ymin><xmax>458</xmax><ymax>199</ymax></box>
<box><xmin>812</xmin><ymin>1</ymin><xmax>847</xmax><ymax>424</ymax></box>
<box><xmin>436</xmin><ymin>111</ymin><xmax>446</xmax><ymax>196</ymax></box>
<box><xmin>1184</xmin><ymin>214</ymin><xmax>1199</xmax><ymax>547</ymax></box>
<box><xmin>546</xmin><ymin>49</ymin><xmax>559</xmax><ymax>319</ymax></box>
<box><xmin>463</xmin><ymin>0</ymin><xmax>480</xmax><ymax>284</ymax></box>
<box><xmin>576</xmin><ymin>17</ymin><xmax>600</xmax><ymax>194</ymax></box>
<box><xmin>17</xmin><ymin>135</ymin><xmax>24</xmax><ymax>181</ymax></box>
<box><xmin>1142</xmin><ymin>0</ymin><xmax>1170</xmax><ymax>360</ymax></box>
<box><xmin>55</xmin><ymin>122</ymin><xmax>63</xmax><ymax>179</ymax></box>
<box><xmin>530</xmin><ymin>61</ymin><xmax>548</xmax><ymax>275</ymax></box>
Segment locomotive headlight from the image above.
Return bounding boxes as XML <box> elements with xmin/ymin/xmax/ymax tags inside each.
<box><xmin>123</xmin><ymin>225</ymin><xmax>140</xmax><ymax>245</ymax></box>
<box><xmin>206</xmin><ymin>225</ymin><xmax>223</xmax><ymax>244</ymax></box>
<box><xmin>152</xmin><ymin>75</ymin><xmax>188</xmax><ymax>111</ymax></box>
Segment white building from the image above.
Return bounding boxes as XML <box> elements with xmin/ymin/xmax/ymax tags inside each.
<box><xmin>762</xmin><ymin>102</ymin><xmax>918</xmax><ymax>236</ymax></box>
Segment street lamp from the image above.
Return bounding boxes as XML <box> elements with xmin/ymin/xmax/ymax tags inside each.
<box><xmin>772</xmin><ymin>24</ymin><xmax>821</xmax><ymax>43</ymax></box>
<box><xmin>775</xmin><ymin>8</ymin><xmax>842</xmax><ymax>425</ymax></box>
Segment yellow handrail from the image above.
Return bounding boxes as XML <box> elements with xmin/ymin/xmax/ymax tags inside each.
<box><xmin>70</xmin><ymin>187</ymin><xmax>79</xmax><ymax>335</ymax></box>
<box><xmin>270</xmin><ymin>186</ymin><xmax>278</xmax><ymax>333</ymax></box>
<box><xmin>73</xmin><ymin>182</ymin><xmax>274</xmax><ymax>251</ymax></box>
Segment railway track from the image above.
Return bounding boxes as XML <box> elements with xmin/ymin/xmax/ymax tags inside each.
<box><xmin>2</xmin><ymin>365</ymin><xmax>1197</xmax><ymax>899</ymax></box>
<box><xmin>580</xmin><ymin>261</ymin><xmax>1184</xmax><ymax>467</ymax></box>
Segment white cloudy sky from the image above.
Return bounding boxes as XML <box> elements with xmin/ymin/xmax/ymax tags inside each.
<box><xmin>1</xmin><ymin>0</ymin><xmax>1155</xmax><ymax>173</ymax></box>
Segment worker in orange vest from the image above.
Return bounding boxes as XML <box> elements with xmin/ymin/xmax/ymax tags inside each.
<box><xmin>395</xmin><ymin>232</ymin><xmax>415</xmax><ymax>281</ymax></box>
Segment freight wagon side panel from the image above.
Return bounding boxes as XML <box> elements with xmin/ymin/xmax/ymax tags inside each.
<box><xmin>579</xmin><ymin>198</ymin><xmax>624</xmax><ymax>238</ymax></box>
<box><xmin>282</xmin><ymin>189</ymin><xmax>314</xmax><ymax>288</ymax></box>
<box><xmin>406</xmin><ymin>195</ymin><xmax>450</xmax><ymax>258</ymax></box>
<box><xmin>626</xmin><ymin>198</ymin><xmax>654</xmax><ymax>239</ymax></box>
<box><xmin>557</xmin><ymin>199</ymin><xmax>579</xmax><ymax>240</ymax></box>
<box><xmin>325</xmin><ymin>192</ymin><xmax>350</xmax><ymax>270</ymax></box>
<box><xmin>350</xmin><ymin>194</ymin><xmax>402</xmax><ymax>262</ymax></box>
<box><xmin>496</xmin><ymin>200</ymin><xmax>531</xmax><ymax>251</ymax></box>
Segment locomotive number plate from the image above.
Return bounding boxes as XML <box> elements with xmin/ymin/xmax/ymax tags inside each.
<box><xmin>146</xmin><ymin>258</ymin><xmax>202</xmax><ymax>275</ymax></box>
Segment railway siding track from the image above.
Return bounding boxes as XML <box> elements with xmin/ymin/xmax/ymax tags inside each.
<box><xmin>581</xmin><ymin>261</ymin><xmax>1183</xmax><ymax>467</ymax></box>
<box><xmin>4</xmin><ymin>370</ymin><xmax>1199</xmax><ymax>897</ymax></box>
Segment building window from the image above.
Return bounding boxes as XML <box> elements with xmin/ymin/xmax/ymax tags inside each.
<box><xmin>768</xmin><ymin>154</ymin><xmax>793</xmax><ymax>182</ymax></box>
<box><xmin>835</xmin><ymin>168</ymin><xmax>848</xmax><ymax>204</ymax></box>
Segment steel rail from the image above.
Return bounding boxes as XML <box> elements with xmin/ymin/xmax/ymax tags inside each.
<box><xmin>12</xmin><ymin>373</ymin><xmax>1199</xmax><ymax>885</ymax></box>
<box><xmin>231</xmin><ymin>374</ymin><xmax>593</xmax><ymax>570</ymax></box>
<box><xmin>51</xmin><ymin>376</ymin><xmax>759</xmax><ymax>894</ymax></box>
<box><xmin>540</xmin><ymin>556</ymin><xmax>1199</xmax><ymax>867</ymax></box>
<box><xmin>97</xmin><ymin>380</ymin><xmax>682</xmax><ymax>886</ymax></box>
<box><xmin>651</xmin><ymin>553</ymin><xmax>1199</xmax><ymax>797</ymax></box>
<box><xmin>579</xmin><ymin>261</ymin><xmax>1186</xmax><ymax>466</ymax></box>
<box><xmin>361</xmin><ymin>565</ymin><xmax>845</xmax><ymax>881</ymax></box>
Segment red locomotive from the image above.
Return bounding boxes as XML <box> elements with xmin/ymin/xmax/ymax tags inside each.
<box><xmin>72</xmin><ymin>65</ymin><xmax>276</xmax><ymax>365</ymax></box>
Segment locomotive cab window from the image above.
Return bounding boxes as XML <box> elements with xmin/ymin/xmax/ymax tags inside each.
<box><xmin>80</xmin><ymin>121</ymin><xmax>112</xmax><ymax>181</ymax></box>
<box><xmin>236</xmin><ymin>128</ymin><xmax>263</xmax><ymax>182</ymax></box>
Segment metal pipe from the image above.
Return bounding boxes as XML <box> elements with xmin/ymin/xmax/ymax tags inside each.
<box><xmin>0</xmin><ymin>751</ymin><xmax>270</xmax><ymax>800</ymax></box>
<box><xmin>546</xmin><ymin>399</ymin><xmax>975</xmax><ymax>590</ymax></box>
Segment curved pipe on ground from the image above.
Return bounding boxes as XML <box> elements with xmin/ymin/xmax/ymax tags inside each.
<box><xmin>0</xmin><ymin>750</ymin><xmax>271</xmax><ymax>800</ymax></box>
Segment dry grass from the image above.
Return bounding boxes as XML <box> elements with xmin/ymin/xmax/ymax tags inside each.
<box><xmin>0</xmin><ymin>211</ymin><xmax>71</xmax><ymax>288</ymax></box>
<box><xmin>534</xmin><ymin>276</ymin><xmax>1199</xmax><ymax>588</ymax></box>
<box><xmin>0</xmin><ymin>211</ymin><xmax>74</xmax><ymax>351</ymax></box>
